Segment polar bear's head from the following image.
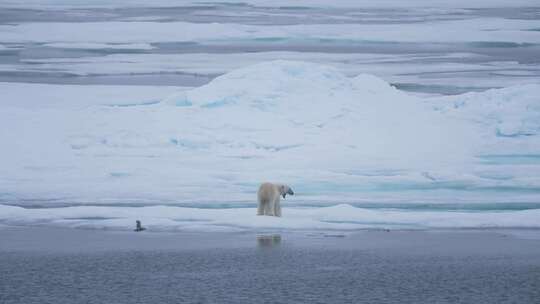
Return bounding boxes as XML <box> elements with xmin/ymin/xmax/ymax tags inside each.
<box><xmin>279</xmin><ymin>184</ymin><xmax>294</xmax><ymax>199</ymax></box>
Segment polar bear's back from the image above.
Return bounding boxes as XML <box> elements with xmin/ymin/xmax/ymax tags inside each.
<box><xmin>258</xmin><ymin>182</ymin><xmax>279</xmax><ymax>203</ymax></box>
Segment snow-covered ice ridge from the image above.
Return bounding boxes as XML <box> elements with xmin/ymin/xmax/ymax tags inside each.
<box><xmin>1</xmin><ymin>60</ymin><xmax>539</xmax><ymax>211</ymax></box>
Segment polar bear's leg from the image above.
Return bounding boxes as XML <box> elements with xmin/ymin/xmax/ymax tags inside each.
<box><xmin>257</xmin><ymin>199</ymin><xmax>265</xmax><ymax>215</ymax></box>
<box><xmin>274</xmin><ymin>201</ymin><xmax>281</xmax><ymax>217</ymax></box>
<box><xmin>265</xmin><ymin>200</ymin><xmax>275</xmax><ymax>216</ymax></box>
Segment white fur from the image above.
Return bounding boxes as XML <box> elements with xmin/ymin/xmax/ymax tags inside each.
<box><xmin>257</xmin><ymin>182</ymin><xmax>293</xmax><ymax>217</ymax></box>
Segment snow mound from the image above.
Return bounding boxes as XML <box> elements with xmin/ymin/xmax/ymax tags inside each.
<box><xmin>161</xmin><ymin>60</ymin><xmax>472</xmax><ymax>167</ymax></box>
<box><xmin>163</xmin><ymin>60</ymin><xmax>398</xmax><ymax>108</ymax></box>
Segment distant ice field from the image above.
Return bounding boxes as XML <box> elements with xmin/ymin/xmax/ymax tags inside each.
<box><xmin>0</xmin><ymin>1</ymin><xmax>539</xmax><ymax>94</ymax></box>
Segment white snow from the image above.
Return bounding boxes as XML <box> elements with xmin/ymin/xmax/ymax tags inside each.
<box><xmin>1</xmin><ymin>204</ymin><xmax>539</xmax><ymax>232</ymax></box>
<box><xmin>1</xmin><ymin>61</ymin><xmax>539</xmax><ymax>209</ymax></box>
<box><xmin>430</xmin><ymin>84</ymin><xmax>540</xmax><ymax>139</ymax></box>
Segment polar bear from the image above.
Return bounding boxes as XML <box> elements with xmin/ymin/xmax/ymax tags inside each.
<box><xmin>257</xmin><ymin>182</ymin><xmax>294</xmax><ymax>217</ymax></box>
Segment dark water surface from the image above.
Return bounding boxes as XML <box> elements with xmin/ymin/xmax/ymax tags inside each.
<box><xmin>1</xmin><ymin>228</ymin><xmax>540</xmax><ymax>304</ymax></box>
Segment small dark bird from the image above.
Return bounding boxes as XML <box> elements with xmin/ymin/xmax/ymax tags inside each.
<box><xmin>134</xmin><ymin>220</ymin><xmax>146</xmax><ymax>232</ymax></box>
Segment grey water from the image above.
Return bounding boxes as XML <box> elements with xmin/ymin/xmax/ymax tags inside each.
<box><xmin>1</xmin><ymin>228</ymin><xmax>540</xmax><ymax>304</ymax></box>
<box><xmin>1</xmin><ymin>3</ymin><xmax>540</xmax><ymax>95</ymax></box>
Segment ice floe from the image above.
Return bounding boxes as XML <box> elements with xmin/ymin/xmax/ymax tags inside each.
<box><xmin>1</xmin><ymin>203</ymin><xmax>539</xmax><ymax>232</ymax></box>
<box><xmin>0</xmin><ymin>61</ymin><xmax>539</xmax><ymax>207</ymax></box>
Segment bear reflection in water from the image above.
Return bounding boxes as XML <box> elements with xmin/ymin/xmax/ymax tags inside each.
<box><xmin>257</xmin><ymin>235</ymin><xmax>282</xmax><ymax>248</ymax></box>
